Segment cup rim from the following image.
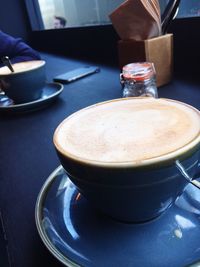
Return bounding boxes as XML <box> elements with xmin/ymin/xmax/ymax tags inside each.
<box><xmin>53</xmin><ymin>97</ymin><xmax>200</xmax><ymax>168</ymax></box>
<box><xmin>0</xmin><ymin>60</ymin><xmax>45</xmax><ymax>76</ymax></box>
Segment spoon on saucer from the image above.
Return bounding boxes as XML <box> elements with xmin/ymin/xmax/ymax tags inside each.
<box><xmin>176</xmin><ymin>160</ymin><xmax>200</xmax><ymax>190</ymax></box>
<box><xmin>1</xmin><ymin>56</ymin><xmax>14</xmax><ymax>73</ymax></box>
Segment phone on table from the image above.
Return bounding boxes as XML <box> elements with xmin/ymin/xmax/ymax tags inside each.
<box><xmin>53</xmin><ymin>66</ymin><xmax>100</xmax><ymax>84</ymax></box>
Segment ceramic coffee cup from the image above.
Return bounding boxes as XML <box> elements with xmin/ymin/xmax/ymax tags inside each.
<box><xmin>53</xmin><ymin>97</ymin><xmax>200</xmax><ymax>222</ymax></box>
<box><xmin>0</xmin><ymin>60</ymin><xmax>46</xmax><ymax>104</ymax></box>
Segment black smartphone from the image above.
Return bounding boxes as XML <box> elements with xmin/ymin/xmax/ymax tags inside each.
<box><xmin>53</xmin><ymin>66</ymin><xmax>100</xmax><ymax>84</ymax></box>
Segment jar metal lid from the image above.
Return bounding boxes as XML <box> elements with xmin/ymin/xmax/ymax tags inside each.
<box><xmin>122</xmin><ymin>62</ymin><xmax>155</xmax><ymax>82</ymax></box>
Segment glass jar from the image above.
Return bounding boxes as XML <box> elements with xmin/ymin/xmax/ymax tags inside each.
<box><xmin>120</xmin><ymin>62</ymin><xmax>158</xmax><ymax>98</ymax></box>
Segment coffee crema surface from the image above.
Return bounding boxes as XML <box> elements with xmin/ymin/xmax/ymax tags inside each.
<box><xmin>54</xmin><ymin>98</ymin><xmax>200</xmax><ymax>163</ymax></box>
<box><xmin>0</xmin><ymin>60</ymin><xmax>45</xmax><ymax>75</ymax></box>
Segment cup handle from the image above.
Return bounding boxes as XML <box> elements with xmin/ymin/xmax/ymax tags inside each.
<box><xmin>176</xmin><ymin>160</ymin><xmax>200</xmax><ymax>190</ymax></box>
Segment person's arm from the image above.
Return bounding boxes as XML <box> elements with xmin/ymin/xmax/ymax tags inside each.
<box><xmin>0</xmin><ymin>31</ymin><xmax>41</xmax><ymax>65</ymax></box>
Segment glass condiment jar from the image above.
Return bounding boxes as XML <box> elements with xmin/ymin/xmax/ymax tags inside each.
<box><xmin>120</xmin><ymin>62</ymin><xmax>158</xmax><ymax>98</ymax></box>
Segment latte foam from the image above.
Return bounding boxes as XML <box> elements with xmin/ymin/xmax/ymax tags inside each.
<box><xmin>0</xmin><ymin>60</ymin><xmax>45</xmax><ymax>75</ymax></box>
<box><xmin>54</xmin><ymin>98</ymin><xmax>200</xmax><ymax>164</ymax></box>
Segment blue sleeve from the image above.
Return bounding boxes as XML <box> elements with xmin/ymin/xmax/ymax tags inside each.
<box><xmin>0</xmin><ymin>31</ymin><xmax>41</xmax><ymax>66</ymax></box>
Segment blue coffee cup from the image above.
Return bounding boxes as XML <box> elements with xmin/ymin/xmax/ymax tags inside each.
<box><xmin>53</xmin><ymin>98</ymin><xmax>200</xmax><ymax>222</ymax></box>
<box><xmin>0</xmin><ymin>60</ymin><xmax>46</xmax><ymax>104</ymax></box>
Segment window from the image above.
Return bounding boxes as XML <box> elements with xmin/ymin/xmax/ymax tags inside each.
<box><xmin>160</xmin><ymin>0</ymin><xmax>200</xmax><ymax>18</ymax></box>
<box><xmin>25</xmin><ymin>0</ymin><xmax>200</xmax><ymax>31</ymax></box>
<box><xmin>26</xmin><ymin>0</ymin><xmax>124</xmax><ymax>30</ymax></box>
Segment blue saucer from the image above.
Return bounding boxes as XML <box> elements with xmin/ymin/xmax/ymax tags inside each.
<box><xmin>35</xmin><ymin>166</ymin><xmax>200</xmax><ymax>267</ymax></box>
<box><xmin>0</xmin><ymin>82</ymin><xmax>63</xmax><ymax>113</ymax></box>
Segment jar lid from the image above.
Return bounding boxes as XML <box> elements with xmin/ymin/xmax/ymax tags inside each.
<box><xmin>122</xmin><ymin>62</ymin><xmax>155</xmax><ymax>81</ymax></box>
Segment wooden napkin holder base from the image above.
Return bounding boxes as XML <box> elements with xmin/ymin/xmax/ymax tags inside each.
<box><xmin>118</xmin><ymin>34</ymin><xmax>173</xmax><ymax>87</ymax></box>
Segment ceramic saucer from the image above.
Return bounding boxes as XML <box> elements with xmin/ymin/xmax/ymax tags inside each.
<box><xmin>35</xmin><ymin>166</ymin><xmax>200</xmax><ymax>267</ymax></box>
<box><xmin>0</xmin><ymin>82</ymin><xmax>63</xmax><ymax>113</ymax></box>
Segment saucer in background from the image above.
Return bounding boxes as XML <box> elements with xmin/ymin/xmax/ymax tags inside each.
<box><xmin>0</xmin><ymin>82</ymin><xmax>63</xmax><ymax>113</ymax></box>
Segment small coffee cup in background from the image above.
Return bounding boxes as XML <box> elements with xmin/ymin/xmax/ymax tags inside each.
<box><xmin>0</xmin><ymin>60</ymin><xmax>46</xmax><ymax>104</ymax></box>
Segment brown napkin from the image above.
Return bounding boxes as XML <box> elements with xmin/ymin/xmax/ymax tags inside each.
<box><xmin>109</xmin><ymin>0</ymin><xmax>161</xmax><ymax>41</ymax></box>
<box><xmin>151</xmin><ymin>0</ymin><xmax>161</xmax><ymax>21</ymax></box>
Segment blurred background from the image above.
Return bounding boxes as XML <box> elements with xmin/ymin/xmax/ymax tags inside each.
<box><xmin>26</xmin><ymin>0</ymin><xmax>200</xmax><ymax>30</ymax></box>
